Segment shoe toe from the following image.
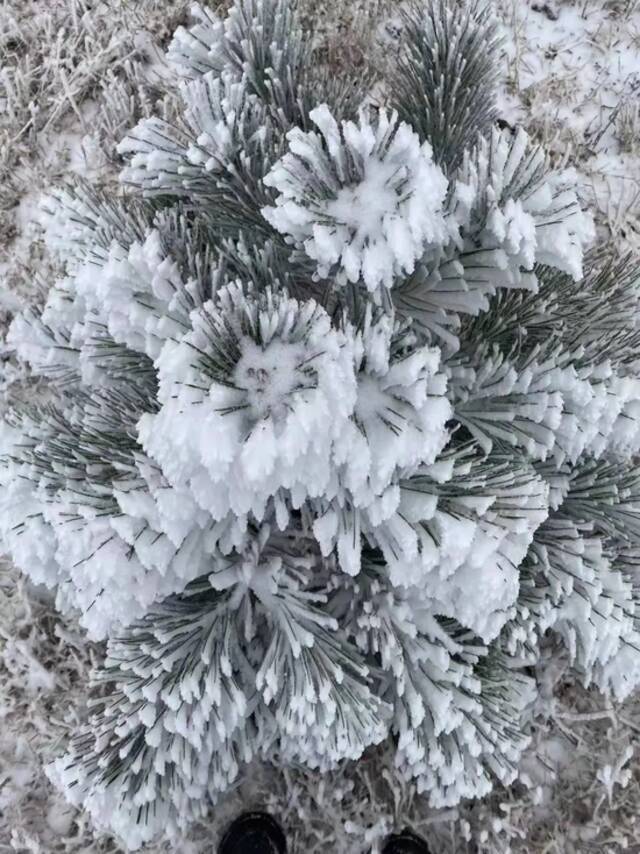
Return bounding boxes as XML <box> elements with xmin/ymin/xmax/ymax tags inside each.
<box><xmin>219</xmin><ymin>812</ymin><xmax>287</xmax><ymax>854</ymax></box>
<box><xmin>382</xmin><ymin>830</ymin><xmax>431</xmax><ymax>854</ymax></box>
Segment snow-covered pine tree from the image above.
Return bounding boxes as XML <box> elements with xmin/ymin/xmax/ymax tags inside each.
<box><xmin>2</xmin><ymin>0</ymin><xmax>640</xmax><ymax>847</ymax></box>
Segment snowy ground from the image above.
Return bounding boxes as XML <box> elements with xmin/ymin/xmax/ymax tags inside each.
<box><xmin>497</xmin><ymin>0</ymin><xmax>640</xmax><ymax>253</ymax></box>
<box><xmin>1</xmin><ymin>0</ymin><xmax>640</xmax><ymax>852</ymax></box>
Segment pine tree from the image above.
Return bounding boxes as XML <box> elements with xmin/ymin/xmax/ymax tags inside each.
<box><xmin>2</xmin><ymin>0</ymin><xmax>640</xmax><ymax>848</ymax></box>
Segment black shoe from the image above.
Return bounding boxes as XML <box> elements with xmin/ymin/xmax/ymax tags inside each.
<box><xmin>219</xmin><ymin>812</ymin><xmax>287</xmax><ymax>854</ymax></box>
<box><xmin>382</xmin><ymin>829</ymin><xmax>432</xmax><ymax>854</ymax></box>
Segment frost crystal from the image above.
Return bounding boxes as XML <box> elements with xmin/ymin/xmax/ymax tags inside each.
<box><xmin>340</xmin><ymin>307</ymin><xmax>450</xmax><ymax>505</ymax></box>
<box><xmin>140</xmin><ymin>283</ymin><xmax>356</xmax><ymax>521</ymax></box>
<box><xmin>2</xmin><ymin>0</ymin><xmax>640</xmax><ymax>849</ymax></box>
<box><xmin>263</xmin><ymin>105</ymin><xmax>449</xmax><ymax>292</ymax></box>
<box><xmin>452</xmin><ymin>127</ymin><xmax>595</xmax><ymax>287</ymax></box>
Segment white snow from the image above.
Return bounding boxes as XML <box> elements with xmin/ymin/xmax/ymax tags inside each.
<box><xmin>263</xmin><ymin>106</ymin><xmax>449</xmax><ymax>292</ymax></box>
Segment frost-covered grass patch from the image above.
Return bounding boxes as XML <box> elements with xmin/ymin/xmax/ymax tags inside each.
<box><xmin>496</xmin><ymin>0</ymin><xmax>640</xmax><ymax>252</ymax></box>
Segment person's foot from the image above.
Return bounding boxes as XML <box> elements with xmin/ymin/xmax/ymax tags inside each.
<box><xmin>382</xmin><ymin>829</ymin><xmax>432</xmax><ymax>854</ymax></box>
<box><xmin>218</xmin><ymin>812</ymin><xmax>287</xmax><ymax>854</ymax></box>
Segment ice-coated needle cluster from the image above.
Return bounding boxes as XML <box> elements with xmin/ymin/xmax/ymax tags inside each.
<box><xmin>264</xmin><ymin>105</ymin><xmax>449</xmax><ymax>292</ymax></box>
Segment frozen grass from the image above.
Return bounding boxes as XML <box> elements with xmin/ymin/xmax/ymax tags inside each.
<box><xmin>0</xmin><ymin>0</ymin><xmax>192</xmax><ymax>315</ymax></box>
<box><xmin>495</xmin><ymin>0</ymin><xmax>640</xmax><ymax>251</ymax></box>
<box><xmin>1</xmin><ymin>0</ymin><xmax>640</xmax><ymax>852</ymax></box>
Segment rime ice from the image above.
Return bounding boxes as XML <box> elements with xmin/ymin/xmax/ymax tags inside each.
<box><xmin>263</xmin><ymin>106</ymin><xmax>449</xmax><ymax>292</ymax></box>
<box><xmin>1</xmin><ymin>0</ymin><xmax>639</xmax><ymax>850</ymax></box>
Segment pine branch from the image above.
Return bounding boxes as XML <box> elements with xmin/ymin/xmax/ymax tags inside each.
<box><xmin>388</xmin><ymin>0</ymin><xmax>502</xmax><ymax>173</ymax></box>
